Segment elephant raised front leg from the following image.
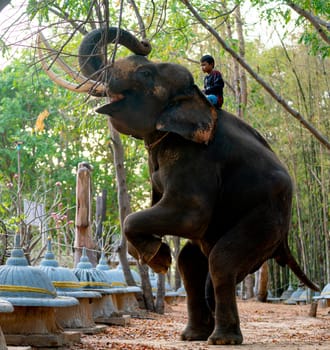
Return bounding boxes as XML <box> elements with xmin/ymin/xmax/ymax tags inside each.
<box><xmin>127</xmin><ymin>239</ymin><xmax>172</xmax><ymax>274</ymax></box>
<box><xmin>124</xmin><ymin>203</ymin><xmax>206</xmax><ymax>274</ymax></box>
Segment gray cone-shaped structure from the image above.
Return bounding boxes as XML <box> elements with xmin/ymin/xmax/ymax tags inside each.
<box><xmin>0</xmin><ymin>235</ymin><xmax>77</xmax><ymax>307</ymax></box>
<box><xmin>39</xmin><ymin>239</ymin><xmax>101</xmax><ymax>299</ymax></box>
<box><xmin>72</xmin><ymin>247</ymin><xmax>112</xmax><ymax>291</ymax></box>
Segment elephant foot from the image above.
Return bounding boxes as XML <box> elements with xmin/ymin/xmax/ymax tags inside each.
<box><xmin>181</xmin><ymin>325</ymin><xmax>213</xmax><ymax>341</ymax></box>
<box><xmin>145</xmin><ymin>242</ymin><xmax>172</xmax><ymax>274</ymax></box>
<box><xmin>136</xmin><ymin>235</ymin><xmax>163</xmax><ymax>265</ymax></box>
<box><xmin>207</xmin><ymin>328</ymin><xmax>243</xmax><ymax>345</ymax></box>
<box><xmin>129</xmin><ymin>235</ymin><xmax>171</xmax><ymax>273</ymax></box>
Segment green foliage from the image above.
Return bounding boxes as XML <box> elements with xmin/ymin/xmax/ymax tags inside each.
<box><xmin>250</xmin><ymin>0</ymin><xmax>330</xmax><ymax>57</ymax></box>
<box><xmin>27</xmin><ymin>0</ymin><xmax>92</xmax><ymax>23</ymax></box>
<box><xmin>0</xmin><ymin>51</ymin><xmax>118</xmax><ymax>224</ymax></box>
<box><xmin>299</xmin><ymin>31</ymin><xmax>330</xmax><ymax>58</ymax></box>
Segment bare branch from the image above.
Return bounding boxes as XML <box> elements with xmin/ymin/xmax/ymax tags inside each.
<box><xmin>0</xmin><ymin>0</ymin><xmax>10</xmax><ymax>13</ymax></box>
<box><xmin>38</xmin><ymin>32</ymin><xmax>86</xmax><ymax>84</ymax></box>
<box><xmin>127</xmin><ymin>0</ymin><xmax>148</xmax><ymax>39</ymax></box>
<box><xmin>93</xmin><ymin>0</ymin><xmax>104</xmax><ymax>29</ymax></box>
<box><xmin>48</xmin><ymin>5</ymin><xmax>88</xmax><ymax>35</ymax></box>
<box><xmin>37</xmin><ymin>32</ymin><xmax>106</xmax><ymax>95</ymax></box>
<box><xmin>180</xmin><ymin>0</ymin><xmax>330</xmax><ymax>151</ymax></box>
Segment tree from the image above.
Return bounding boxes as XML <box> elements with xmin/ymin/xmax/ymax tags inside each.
<box><xmin>250</xmin><ymin>0</ymin><xmax>330</xmax><ymax>55</ymax></box>
<box><xmin>181</xmin><ymin>0</ymin><xmax>329</xmax><ymax>150</ymax></box>
<box><xmin>1</xmin><ymin>0</ymin><xmax>328</xmax><ymax>299</ymax></box>
<box><xmin>31</xmin><ymin>0</ymin><xmax>157</xmax><ymax>310</ymax></box>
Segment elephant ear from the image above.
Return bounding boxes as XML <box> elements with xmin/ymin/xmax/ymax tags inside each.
<box><xmin>156</xmin><ymin>85</ymin><xmax>218</xmax><ymax>144</ymax></box>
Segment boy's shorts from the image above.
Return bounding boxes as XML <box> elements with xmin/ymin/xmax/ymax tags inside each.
<box><xmin>206</xmin><ymin>94</ymin><xmax>218</xmax><ymax>105</ymax></box>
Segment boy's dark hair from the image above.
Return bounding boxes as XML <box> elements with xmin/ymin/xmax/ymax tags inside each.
<box><xmin>200</xmin><ymin>54</ymin><xmax>215</xmax><ymax>65</ymax></box>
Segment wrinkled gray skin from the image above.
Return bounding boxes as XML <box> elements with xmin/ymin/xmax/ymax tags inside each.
<box><xmin>79</xmin><ymin>28</ymin><xmax>319</xmax><ymax>345</ymax></box>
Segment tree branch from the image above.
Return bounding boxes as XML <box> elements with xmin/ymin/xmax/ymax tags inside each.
<box><xmin>181</xmin><ymin>0</ymin><xmax>330</xmax><ymax>151</ymax></box>
<box><xmin>127</xmin><ymin>0</ymin><xmax>148</xmax><ymax>39</ymax></box>
<box><xmin>48</xmin><ymin>5</ymin><xmax>88</xmax><ymax>35</ymax></box>
<box><xmin>0</xmin><ymin>0</ymin><xmax>10</xmax><ymax>13</ymax></box>
<box><xmin>286</xmin><ymin>1</ymin><xmax>330</xmax><ymax>45</ymax></box>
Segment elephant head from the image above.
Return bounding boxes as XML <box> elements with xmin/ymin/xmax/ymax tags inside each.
<box><xmin>79</xmin><ymin>27</ymin><xmax>217</xmax><ymax>143</ymax></box>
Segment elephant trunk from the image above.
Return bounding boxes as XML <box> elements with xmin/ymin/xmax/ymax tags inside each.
<box><xmin>78</xmin><ymin>27</ymin><xmax>151</xmax><ymax>79</ymax></box>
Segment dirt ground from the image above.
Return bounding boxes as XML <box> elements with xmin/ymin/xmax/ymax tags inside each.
<box><xmin>69</xmin><ymin>299</ymin><xmax>330</xmax><ymax>350</ymax></box>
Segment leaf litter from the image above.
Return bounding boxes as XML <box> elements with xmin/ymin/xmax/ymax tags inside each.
<box><xmin>69</xmin><ymin>299</ymin><xmax>330</xmax><ymax>349</ymax></box>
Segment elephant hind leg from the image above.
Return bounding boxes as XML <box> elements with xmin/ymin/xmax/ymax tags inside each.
<box><xmin>208</xmin><ymin>205</ymin><xmax>288</xmax><ymax>345</ymax></box>
<box><xmin>205</xmin><ymin>273</ymin><xmax>215</xmax><ymax>315</ymax></box>
<box><xmin>207</xmin><ymin>272</ymin><xmax>243</xmax><ymax>346</ymax></box>
<box><xmin>178</xmin><ymin>241</ymin><xmax>214</xmax><ymax>341</ymax></box>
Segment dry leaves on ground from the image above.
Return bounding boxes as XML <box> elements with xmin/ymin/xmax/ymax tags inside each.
<box><xmin>69</xmin><ymin>299</ymin><xmax>330</xmax><ymax>350</ymax></box>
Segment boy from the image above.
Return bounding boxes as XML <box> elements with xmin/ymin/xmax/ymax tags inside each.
<box><xmin>200</xmin><ymin>54</ymin><xmax>224</xmax><ymax>108</ymax></box>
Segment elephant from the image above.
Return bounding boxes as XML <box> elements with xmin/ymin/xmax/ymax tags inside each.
<box><xmin>78</xmin><ymin>27</ymin><xmax>319</xmax><ymax>345</ymax></box>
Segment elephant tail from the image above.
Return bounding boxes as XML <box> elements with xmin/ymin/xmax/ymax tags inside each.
<box><xmin>274</xmin><ymin>242</ymin><xmax>320</xmax><ymax>292</ymax></box>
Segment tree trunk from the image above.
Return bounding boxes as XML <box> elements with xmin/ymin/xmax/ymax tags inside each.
<box><xmin>107</xmin><ymin>119</ymin><xmax>154</xmax><ymax>311</ymax></box>
<box><xmin>257</xmin><ymin>261</ymin><xmax>269</xmax><ymax>302</ymax></box>
<box><xmin>0</xmin><ymin>0</ymin><xmax>11</xmax><ymax>13</ymax></box>
<box><xmin>235</xmin><ymin>5</ymin><xmax>248</xmax><ymax>115</ymax></box>
<box><xmin>173</xmin><ymin>236</ymin><xmax>182</xmax><ymax>290</ymax></box>
<box><xmin>96</xmin><ymin>189</ymin><xmax>107</xmax><ymax>247</ymax></box>
<box><xmin>156</xmin><ymin>273</ymin><xmax>165</xmax><ymax>314</ymax></box>
<box><xmin>107</xmin><ymin>122</ymin><xmax>135</xmax><ymax>282</ymax></box>
<box><xmin>294</xmin><ymin>189</ymin><xmax>307</xmax><ymax>274</ymax></box>
<box><xmin>320</xmin><ymin>145</ymin><xmax>330</xmax><ymax>284</ymax></box>
<box><xmin>244</xmin><ymin>274</ymin><xmax>255</xmax><ymax>299</ymax></box>
<box><xmin>221</xmin><ymin>2</ymin><xmax>242</xmax><ymax>117</ymax></box>
<box><xmin>137</xmin><ymin>263</ymin><xmax>155</xmax><ymax>311</ymax></box>
<box><xmin>221</xmin><ymin>3</ymin><xmax>247</xmax><ymax>119</ymax></box>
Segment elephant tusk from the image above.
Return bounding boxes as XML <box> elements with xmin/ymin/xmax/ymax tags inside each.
<box><xmin>37</xmin><ymin>32</ymin><xmax>106</xmax><ymax>95</ymax></box>
<box><xmin>38</xmin><ymin>33</ymin><xmax>93</xmax><ymax>85</ymax></box>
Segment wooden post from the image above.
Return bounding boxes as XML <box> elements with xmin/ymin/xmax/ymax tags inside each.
<box><xmin>308</xmin><ymin>301</ymin><xmax>318</xmax><ymax>317</ymax></box>
<box><xmin>74</xmin><ymin>162</ymin><xmax>97</xmax><ymax>267</ymax></box>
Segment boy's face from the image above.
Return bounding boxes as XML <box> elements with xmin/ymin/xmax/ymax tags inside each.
<box><xmin>201</xmin><ymin>61</ymin><xmax>213</xmax><ymax>74</ymax></box>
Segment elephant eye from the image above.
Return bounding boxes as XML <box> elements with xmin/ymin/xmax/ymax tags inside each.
<box><xmin>135</xmin><ymin>67</ymin><xmax>155</xmax><ymax>91</ymax></box>
<box><xmin>136</xmin><ymin>69</ymin><xmax>152</xmax><ymax>78</ymax></box>
<box><xmin>135</xmin><ymin>68</ymin><xmax>154</xmax><ymax>88</ymax></box>
<box><xmin>141</xmin><ymin>70</ymin><xmax>151</xmax><ymax>78</ymax></box>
